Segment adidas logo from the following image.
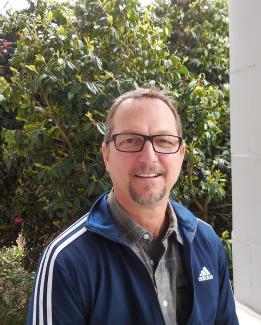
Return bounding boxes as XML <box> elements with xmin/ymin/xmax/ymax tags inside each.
<box><xmin>198</xmin><ymin>266</ymin><xmax>213</xmax><ymax>282</ymax></box>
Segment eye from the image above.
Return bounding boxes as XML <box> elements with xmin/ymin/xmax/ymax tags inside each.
<box><xmin>124</xmin><ymin>138</ymin><xmax>136</xmax><ymax>144</ymax></box>
<box><xmin>116</xmin><ymin>135</ymin><xmax>143</xmax><ymax>148</ymax></box>
<box><xmin>155</xmin><ymin>137</ymin><xmax>173</xmax><ymax>146</ymax></box>
<box><xmin>158</xmin><ymin>138</ymin><xmax>169</xmax><ymax>144</ymax></box>
<box><xmin>119</xmin><ymin>137</ymin><xmax>136</xmax><ymax>145</ymax></box>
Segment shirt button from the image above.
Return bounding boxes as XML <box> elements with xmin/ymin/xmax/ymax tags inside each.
<box><xmin>143</xmin><ymin>233</ymin><xmax>150</xmax><ymax>240</ymax></box>
<box><xmin>150</xmin><ymin>259</ymin><xmax>154</xmax><ymax>266</ymax></box>
<box><xmin>163</xmin><ymin>300</ymin><xmax>168</xmax><ymax>307</ymax></box>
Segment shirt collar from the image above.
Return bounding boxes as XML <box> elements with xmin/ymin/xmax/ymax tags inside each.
<box><xmin>107</xmin><ymin>190</ymin><xmax>183</xmax><ymax>246</ymax></box>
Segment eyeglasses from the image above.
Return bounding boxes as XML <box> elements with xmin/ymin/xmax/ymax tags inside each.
<box><xmin>108</xmin><ymin>133</ymin><xmax>183</xmax><ymax>154</ymax></box>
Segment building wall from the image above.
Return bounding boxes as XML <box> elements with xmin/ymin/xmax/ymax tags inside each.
<box><xmin>229</xmin><ymin>0</ymin><xmax>261</xmax><ymax>314</ymax></box>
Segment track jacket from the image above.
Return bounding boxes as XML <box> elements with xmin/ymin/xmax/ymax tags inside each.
<box><xmin>27</xmin><ymin>192</ymin><xmax>239</xmax><ymax>325</ymax></box>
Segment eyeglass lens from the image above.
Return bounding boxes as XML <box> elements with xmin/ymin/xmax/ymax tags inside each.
<box><xmin>114</xmin><ymin>134</ymin><xmax>181</xmax><ymax>153</ymax></box>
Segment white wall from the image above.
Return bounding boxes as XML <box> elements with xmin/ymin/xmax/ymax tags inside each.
<box><xmin>229</xmin><ymin>0</ymin><xmax>261</xmax><ymax>314</ymax></box>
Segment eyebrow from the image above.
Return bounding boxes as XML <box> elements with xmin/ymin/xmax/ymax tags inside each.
<box><xmin>116</xmin><ymin>130</ymin><xmax>178</xmax><ymax>136</ymax></box>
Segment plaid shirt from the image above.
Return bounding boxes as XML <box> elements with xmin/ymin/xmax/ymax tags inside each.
<box><xmin>108</xmin><ymin>191</ymin><xmax>191</xmax><ymax>325</ymax></box>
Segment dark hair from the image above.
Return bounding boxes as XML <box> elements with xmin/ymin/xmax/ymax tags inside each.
<box><xmin>104</xmin><ymin>88</ymin><xmax>182</xmax><ymax>144</ymax></box>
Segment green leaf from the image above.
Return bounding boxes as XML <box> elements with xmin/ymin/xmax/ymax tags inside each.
<box><xmin>96</xmin><ymin>122</ymin><xmax>106</xmax><ymax>135</ymax></box>
<box><xmin>25</xmin><ymin>65</ymin><xmax>38</xmax><ymax>74</ymax></box>
<box><xmin>93</xmin><ymin>56</ymin><xmax>103</xmax><ymax>70</ymax></box>
<box><xmin>9</xmin><ymin>67</ymin><xmax>19</xmax><ymax>74</ymax></box>
<box><xmin>171</xmin><ymin>55</ymin><xmax>180</xmax><ymax>68</ymax></box>
<box><xmin>67</xmin><ymin>61</ymin><xmax>76</xmax><ymax>70</ymax></box>
<box><xmin>179</xmin><ymin>64</ymin><xmax>189</xmax><ymax>76</ymax></box>
<box><xmin>85</xmin><ymin>82</ymin><xmax>98</xmax><ymax>94</ymax></box>
<box><xmin>0</xmin><ymin>76</ymin><xmax>10</xmax><ymax>92</ymax></box>
<box><xmin>34</xmin><ymin>163</ymin><xmax>50</xmax><ymax>170</ymax></box>
<box><xmin>35</xmin><ymin>54</ymin><xmax>46</xmax><ymax>64</ymax></box>
<box><xmin>87</xmin><ymin>181</ymin><xmax>95</xmax><ymax>196</ymax></box>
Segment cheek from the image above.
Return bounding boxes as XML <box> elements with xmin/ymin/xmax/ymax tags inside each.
<box><xmin>108</xmin><ymin>155</ymin><xmax>133</xmax><ymax>179</ymax></box>
<box><xmin>163</xmin><ymin>156</ymin><xmax>183</xmax><ymax>176</ymax></box>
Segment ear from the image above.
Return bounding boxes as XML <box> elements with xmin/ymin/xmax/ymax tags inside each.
<box><xmin>102</xmin><ymin>143</ymin><xmax>110</xmax><ymax>173</ymax></box>
<box><xmin>179</xmin><ymin>142</ymin><xmax>186</xmax><ymax>160</ymax></box>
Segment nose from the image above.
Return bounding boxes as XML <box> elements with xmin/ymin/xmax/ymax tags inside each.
<box><xmin>138</xmin><ymin>139</ymin><xmax>158</xmax><ymax>163</ymax></box>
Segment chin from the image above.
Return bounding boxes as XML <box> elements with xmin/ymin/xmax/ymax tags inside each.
<box><xmin>129</xmin><ymin>186</ymin><xmax>167</xmax><ymax>207</ymax></box>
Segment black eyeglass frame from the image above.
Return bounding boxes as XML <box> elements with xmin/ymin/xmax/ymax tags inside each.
<box><xmin>108</xmin><ymin>133</ymin><xmax>183</xmax><ymax>154</ymax></box>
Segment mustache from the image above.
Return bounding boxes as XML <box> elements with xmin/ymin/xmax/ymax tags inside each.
<box><xmin>130</xmin><ymin>163</ymin><xmax>166</xmax><ymax>176</ymax></box>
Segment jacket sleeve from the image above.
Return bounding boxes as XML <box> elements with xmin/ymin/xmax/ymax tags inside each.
<box><xmin>27</xmin><ymin>258</ymin><xmax>87</xmax><ymax>325</ymax></box>
<box><xmin>214</xmin><ymin>240</ymin><xmax>239</xmax><ymax>325</ymax></box>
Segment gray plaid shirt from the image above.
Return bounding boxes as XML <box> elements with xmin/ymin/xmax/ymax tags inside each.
<box><xmin>108</xmin><ymin>191</ymin><xmax>191</xmax><ymax>325</ymax></box>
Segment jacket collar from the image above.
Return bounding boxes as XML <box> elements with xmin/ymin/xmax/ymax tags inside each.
<box><xmin>86</xmin><ymin>192</ymin><xmax>198</xmax><ymax>244</ymax></box>
<box><xmin>170</xmin><ymin>200</ymin><xmax>198</xmax><ymax>243</ymax></box>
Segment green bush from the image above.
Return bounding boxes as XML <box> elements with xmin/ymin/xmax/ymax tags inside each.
<box><xmin>155</xmin><ymin>0</ymin><xmax>231</xmax><ymax>230</ymax></box>
<box><xmin>0</xmin><ymin>0</ymin><xmax>231</xmax><ymax>271</ymax></box>
<box><xmin>0</xmin><ymin>246</ymin><xmax>35</xmax><ymax>324</ymax></box>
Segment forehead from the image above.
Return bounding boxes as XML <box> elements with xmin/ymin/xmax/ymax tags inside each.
<box><xmin>112</xmin><ymin>97</ymin><xmax>177</xmax><ymax>134</ymax></box>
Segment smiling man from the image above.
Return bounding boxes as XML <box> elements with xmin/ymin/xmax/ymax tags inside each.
<box><xmin>27</xmin><ymin>88</ymin><xmax>238</xmax><ymax>325</ymax></box>
<box><xmin>102</xmin><ymin>94</ymin><xmax>185</xmax><ymax>238</ymax></box>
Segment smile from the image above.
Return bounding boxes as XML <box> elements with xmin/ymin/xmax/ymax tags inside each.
<box><xmin>134</xmin><ymin>173</ymin><xmax>161</xmax><ymax>178</ymax></box>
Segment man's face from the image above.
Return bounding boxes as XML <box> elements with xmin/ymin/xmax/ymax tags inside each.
<box><xmin>102</xmin><ymin>97</ymin><xmax>185</xmax><ymax>209</ymax></box>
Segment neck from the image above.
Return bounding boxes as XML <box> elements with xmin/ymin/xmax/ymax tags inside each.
<box><xmin>114</xmin><ymin>193</ymin><xmax>169</xmax><ymax>237</ymax></box>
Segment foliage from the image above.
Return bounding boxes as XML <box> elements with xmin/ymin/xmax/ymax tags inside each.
<box><xmin>221</xmin><ymin>230</ymin><xmax>233</xmax><ymax>284</ymax></box>
<box><xmin>0</xmin><ymin>245</ymin><xmax>35</xmax><ymax>324</ymax></box>
<box><xmin>0</xmin><ymin>36</ymin><xmax>22</xmax><ymax>247</ymax></box>
<box><xmin>0</xmin><ymin>0</ymin><xmax>230</xmax><ymax>270</ymax></box>
<box><xmin>168</xmin><ymin>0</ymin><xmax>229</xmax><ymax>86</ymax></box>
<box><xmin>153</xmin><ymin>0</ymin><xmax>231</xmax><ymax>229</ymax></box>
<box><xmin>173</xmin><ymin>78</ymin><xmax>231</xmax><ymax>231</ymax></box>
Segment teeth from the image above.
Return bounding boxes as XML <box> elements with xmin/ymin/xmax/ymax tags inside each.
<box><xmin>136</xmin><ymin>174</ymin><xmax>158</xmax><ymax>177</ymax></box>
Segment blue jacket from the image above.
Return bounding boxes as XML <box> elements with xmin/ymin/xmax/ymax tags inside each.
<box><xmin>27</xmin><ymin>192</ymin><xmax>239</xmax><ymax>325</ymax></box>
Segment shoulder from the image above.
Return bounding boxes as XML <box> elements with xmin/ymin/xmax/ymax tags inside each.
<box><xmin>170</xmin><ymin>199</ymin><xmax>221</xmax><ymax>247</ymax></box>
<box><xmin>41</xmin><ymin>213</ymin><xmax>90</xmax><ymax>270</ymax></box>
<box><xmin>197</xmin><ymin>218</ymin><xmax>219</xmax><ymax>240</ymax></box>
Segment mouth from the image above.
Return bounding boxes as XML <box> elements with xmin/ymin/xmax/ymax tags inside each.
<box><xmin>134</xmin><ymin>173</ymin><xmax>162</xmax><ymax>179</ymax></box>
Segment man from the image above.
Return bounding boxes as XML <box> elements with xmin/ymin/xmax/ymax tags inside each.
<box><xmin>27</xmin><ymin>88</ymin><xmax>238</xmax><ymax>324</ymax></box>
